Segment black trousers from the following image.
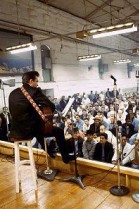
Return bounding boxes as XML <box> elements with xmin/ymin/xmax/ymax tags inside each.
<box><xmin>36</xmin><ymin>126</ymin><xmax>70</xmax><ymax>164</ymax></box>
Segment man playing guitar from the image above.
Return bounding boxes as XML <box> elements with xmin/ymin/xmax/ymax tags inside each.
<box><xmin>9</xmin><ymin>71</ymin><xmax>74</xmax><ymax>164</ymax></box>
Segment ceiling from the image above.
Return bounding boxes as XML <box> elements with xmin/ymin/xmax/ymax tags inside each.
<box><xmin>38</xmin><ymin>0</ymin><xmax>139</xmax><ymax>42</ymax></box>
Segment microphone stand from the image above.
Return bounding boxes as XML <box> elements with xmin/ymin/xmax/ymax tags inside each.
<box><xmin>109</xmin><ymin>78</ymin><xmax>129</xmax><ymax>196</ymax></box>
<box><xmin>60</xmin><ymin>140</ymin><xmax>86</xmax><ymax>190</ymax></box>
<box><xmin>37</xmin><ymin>137</ymin><xmax>58</xmax><ymax>181</ymax></box>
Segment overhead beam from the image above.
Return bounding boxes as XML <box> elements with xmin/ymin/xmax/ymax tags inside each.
<box><xmin>117</xmin><ymin>9</ymin><xmax>139</xmax><ymax>24</ymax></box>
<box><xmin>0</xmin><ymin>19</ymin><xmax>138</xmax><ymax>57</ymax></box>
<box><xmin>85</xmin><ymin>0</ymin><xmax>114</xmax><ymax>21</ymax></box>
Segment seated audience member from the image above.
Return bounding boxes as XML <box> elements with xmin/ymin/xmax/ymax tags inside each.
<box><xmin>74</xmin><ymin>114</ymin><xmax>84</xmax><ymax>131</ymax></box>
<box><xmin>107</xmin><ymin>113</ymin><xmax>117</xmax><ymax>132</ymax></box>
<box><xmin>82</xmin><ymin>95</ymin><xmax>90</xmax><ymax>108</ymax></box>
<box><xmin>82</xmin><ymin>130</ymin><xmax>97</xmax><ymax>160</ymax></box>
<box><xmin>129</xmin><ymin>132</ymin><xmax>139</xmax><ymax>145</ymax></box>
<box><xmin>64</xmin><ymin>119</ymin><xmax>74</xmax><ymax>140</ymax></box>
<box><xmin>117</xmin><ymin>109</ymin><xmax>126</xmax><ymax>124</ymax></box>
<box><xmin>80</xmin><ymin>109</ymin><xmax>88</xmax><ymax>120</ymax></box>
<box><xmin>107</xmin><ymin>106</ymin><xmax>116</xmax><ymax>118</ymax></box>
<box><xmin>73</xmin><ymin>93</ymin><xmax>82</xmax><ymax>112</ymax></box>
<box><xmin>87</xmin><ymin>112</ymin><xmax>94</xmax><ymax>125</ymax></box>
<box><xmin>93</xmin><ymin>133</ymin><xmax>114</xmax><ymax>163</ymax></box>
<box><xmin>127</xmin><ymin>108</ymin><xmax>139</xmax><ymax>132</ymax></box>
<box><xmin>93</xmin><ymin>103</ymin><xmax>100</xmax><ymax>116</ymax></box>
<box><xmin>0</xmin><ymin>107</ymin><xmax>11</xmax><ymax>141</ymax></box>
<box><xmin>112</xmin><ymin>134</ymin><xmax>135</xmax><ymax>167</ymax></box>
<box><xmin>59</xmin><ymin>96</ymin><xmax>67</xmax><ymax>111</ymax></box>
<box><xmin>89</xmin><ymin>115</ymin><xmax>101</xmax><ymax>135</ymax></box>
<box><xmin>131</xmin><ymin>137</ymin><xmax>139</xmax><ymax>169</ymax></box>
<box><xmin>66</xmin><ymin>127</ymin><xmax>84</xmax><ymax>157</ymax></box>
<box><xmin>122</xmin><ymin>116</ymin><xmax>135</xmax><ymax>140</ymax></box>
<box><xmin>83</xmin><ymin>118</ymin><xmax>90</xmax><ymax>134</ymax></box>
<box><xmin>97</xmin><ymin>112</ymin><xmax>110</xmax><ymax>130</ymax></box>
<box><xmin>99</xmin><ymin>125</ymin><xmax>117</xmax><ymax>149</ymax></box>
<box><xmin>100</xmin><ymin>105</ymin><xmax>107</xmax><ymax>118</ymax></box>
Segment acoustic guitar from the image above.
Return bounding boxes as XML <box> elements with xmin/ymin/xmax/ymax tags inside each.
<box><xmin>39</xmin><ymin>106</ymin><xmax>53</xmax><ymax>135</ymax></box>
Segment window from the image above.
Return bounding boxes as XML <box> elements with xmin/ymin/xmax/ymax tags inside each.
<box><xmin>41</xmin><ymin>45</ymin><xmax>53</xmax><ymax>82</ymax></box>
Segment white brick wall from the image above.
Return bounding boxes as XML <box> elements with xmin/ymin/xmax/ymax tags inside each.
<box><xmin>0</xmin><ymin>0</ymin><xmax>138</xmax><ymax>108</ymax></box>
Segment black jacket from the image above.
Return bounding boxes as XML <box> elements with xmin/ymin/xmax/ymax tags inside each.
<box><xmin>66</xmin><ymin>137</ymin><xmax>84</xmax><ymax>157</ymax></box>
<box><xmin>9</xmin><ymin>83</ymin><xmax>55</xmax><ymax>139</ymax></box>
<box><xmin>93</xmin><ymin>141</ymin><xmax>114</xmax><ymax>163</ymax></box>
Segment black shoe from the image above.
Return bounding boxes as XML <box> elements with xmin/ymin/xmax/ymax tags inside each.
<box><xmin>47</xmin><ymin>150</ymin><xmax>56</xmax><ymax>158</ymax></box>
<box><xmin>68</xmin><ymin>154</ymin><xmax>76</xmax><ymax>161</ymax></box>
<box><xmin>62</xmin><ymin>154</ymin><xmax>75</xmax><ymax>164</ymax></box>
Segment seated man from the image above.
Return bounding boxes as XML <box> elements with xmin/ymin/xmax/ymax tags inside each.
<box><xmin>99</xmin><ymin>125</ymin><xmax>117</xmax><ymax>150</ymax></box>
<box><xmin>66</xmin><ymin>127</ymin><xmax>84</xmax><ymax>158</ymax></box>
<box><xmin>82</xmin><ymin>130</ymin><xmax>97</xmax><ymax>160</ymax></box>
<box><xmin>131</xmin><ymin>137</ymin><xmax>139</xmax><ymax>169</ymax></box>
<box><xmin>89</xmin><ymin>115</ymin><xmax>101</xmax><ymax>135</ymax></box>
<box><xmin>112</xmin><ymin>134</ymin><xmax>135</xmax><ymax>167</ymax></box>
<box><xmin>122</xmin><ymin>116</ymin><xmax>135</xmax><ymax>140</ymax></box>
<box><xmin>9</xmin><ymin>71</ymin><xmax>74</xmax><ymax>164</ymax></box>
<box><xmin>93</xmin><ymin>133</ymin><xmax>114</xmax><ymax>163</ymax></box>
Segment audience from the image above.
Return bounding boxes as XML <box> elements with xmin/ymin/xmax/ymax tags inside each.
<box><xmin>1</xmin><ymin>87</ymin><xmax>139</xmax><ymax>170</ymax></box>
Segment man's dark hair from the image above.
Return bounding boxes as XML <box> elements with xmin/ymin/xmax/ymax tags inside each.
<box><xmin>100</xmin><ymin>132</ymin><xmax>108</xmax><ymax>139</ymax></box>
<box><xmin>22</xmin><ymin>71</ymin><xmax>39</xmax><ymax>84</ymax></box>
<box><xmin>86</xmin><ymin>130</ymin><xmax>93</xmax><ymax>135</ymax></box>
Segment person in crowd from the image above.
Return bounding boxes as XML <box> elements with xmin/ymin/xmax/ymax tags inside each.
<box><xmin>127</xmin><ymin>108</ymin><xmax>139</xmax><ymax>132</ymax></box>
<box><xmin>116</xmin><ymin>109</ymin><xmax>126</xmax><ymax>124</ymax></box>
<box><xmin>72</xmin><ymin>93</ymin><xmax>81</xmax><ymax>111</ymax></box>
<box><xmin>9</xmin><ymin>71</ymin><xmax>74</xmax><ymax>164</ymax></box>
<box><xmin>97</xmin><ymin>112</ymin><xmax>110</xmax><ymax>130</ymax></box>
<box><xmin>64</xmin><ymin>119</ymin><xmax>74</xmax><ymax>139</ymax></box>
<box><xmin>66</xmin><ymin>127</ymin><xmax>84</xmax><ymax>157</ymax></box>
<box><xmin>99</xmin><ymin>125</ymin><xmax>117</xmax><ymax>150</ymax></box>
<box><xmin>82</xmin><ymin>94</ymin><xmax>90</xmax><ymax>108</ymax></box>
<box><xmin>112</xmin><ymin>134</ymin><xmax>135</xmax><ymax>167</ymax></box>
<box><xmin>100</xmin><ymin>105</ymin><xmax>107</xmax><ymax>118</ymax></box>
<box><xmin>131</xmin><ymin>137</ymin><xmax>139</xmax><ymax>169</ymax></box>
<box><xmin>107</xmin><ymin>105</ymin><xmax>115</xmax><ymax>118</ymax></box>
<box><xmin>83</xmin><ymin>118</ymin><xmax>90</xmax><ymax>134</ymax></box>
<box><xmin>82</xmin><ymin>130</ymin><xmax>97</xmax><ymax>160</ymax></box>
<box><xmin>93</xmin><ymin>103</ymin><xmax>100</xmax><ymax>116</ymax></box>
<box><xmin>0</xmin><ymin>106</ymin><xmax>11</xmax><ymax>141</ymax></box>
<box><xmin>80</xmin><ymin>109</ymin><xmax>88</xmax><ymax>120</ymax></box>
<box><xmin>74</xmin><ymin>114</ymin><xmax>84</xmax><ymax>131</ymax></box>
<box><xmin>122</xmin><ymin>116</ymin><xmax>135</xmax><ymax>140</ymax></box>
<box><xmin>52</xmin><ymin>98</ymin><xmax>61</xmax><ymax>112</ymax></box>
<box><xmin>89</xmin><ymin>115</ymin><xmax>101</xmax><ymax>135</ymax></box>
<box><xmin>59</xmin><ymin>95</ymin><xmax>67</xmax><ymax>111</ymax></box>
<box><xmin>93</xmin><ymin>132</ymin><xmax>114</xmax><ymax>163</ymax></box>
<box><xmin>107</xmin><ymin>112</ymin><xmax>116</xmax><ymax>132</ymax></box>
<box><xmin>105</xmin><ymin>88</ymin><xmax>111</xmax><ymax>99</ymax></box>
<box><xmin>88</xmin><ymin>90</ymin><xmax>95</xmax><ymax>102</ymax></box>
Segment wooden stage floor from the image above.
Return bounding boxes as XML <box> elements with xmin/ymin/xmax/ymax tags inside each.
<box><xmin>0</xmin><ymin>154</ymin><xmax>139</xmax><ymax>209</ymax></box>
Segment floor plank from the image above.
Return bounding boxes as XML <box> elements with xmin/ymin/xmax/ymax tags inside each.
<box><xmin>0</xmin><ymin>154</ymin><xmax>139</xmax><ymax>209</ymax></box>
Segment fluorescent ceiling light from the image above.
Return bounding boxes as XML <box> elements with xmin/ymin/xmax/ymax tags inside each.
<box><xmin>6</xmin><ymin>43</ymin><xmax>37</xmax><ymax>54</ymax></box>
<box><xmin>113</xmin><ymin>59</ymin><xmax>131</xmax><ymax>64</ymax></box>
<box><xmin>89</xmin><ymin>23</ymin><xmax>137</xmax><ymax>38</ymax></box>
<box><xmin>134</xmin><ymin>63</ymin><xmax>139</xmax><ymax>67</ymax></box>
<box><xmin>78</xmin><ymin>54</ymin><xmax>101</xmax><ymax>61</ymax></box>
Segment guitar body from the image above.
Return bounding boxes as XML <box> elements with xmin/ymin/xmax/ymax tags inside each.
<box><xmin>40</xmin><ymin>107</ymin><xmax>53</xmax><ymax>135</ymax></box>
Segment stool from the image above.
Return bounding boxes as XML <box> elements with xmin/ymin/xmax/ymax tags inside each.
<box><xmin>12</xmin><ymin>138</ymin><xmax>37</xmax><ymax>193</ymax></box>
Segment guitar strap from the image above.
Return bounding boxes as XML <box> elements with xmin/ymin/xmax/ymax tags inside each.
<box><xmin>20</xmin><ymin>86</ymin><xmax>46</xmax><ymax>122</ymax></box>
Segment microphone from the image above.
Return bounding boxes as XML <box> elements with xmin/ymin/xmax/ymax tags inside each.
<box><xmin>110</xmin><ymin>75</ymin><xmax>117</xmax><ymax>82</ymax></box>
